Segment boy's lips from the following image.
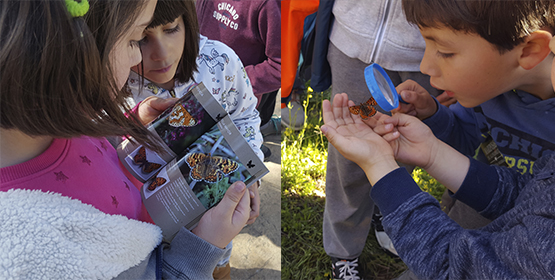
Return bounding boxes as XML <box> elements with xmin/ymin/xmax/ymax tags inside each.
<box><xmin>152</xmin><ymin>65</ymin><xmax>172</xmax><ymax>73</ymax></box>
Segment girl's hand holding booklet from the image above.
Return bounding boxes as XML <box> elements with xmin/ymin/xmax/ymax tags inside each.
<box><xmin>117</xmin><ymin>83</ymin><xmax>268</xmax><ymax>241</ymax></box>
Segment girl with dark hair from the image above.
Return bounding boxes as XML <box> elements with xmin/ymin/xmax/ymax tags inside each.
<box><xmin>0</xmin><ymin>0</ymin><xmax>252</xmax><ymax>278</ymax></box>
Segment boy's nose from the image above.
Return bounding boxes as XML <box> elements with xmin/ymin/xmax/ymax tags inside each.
<box><xmin>420</xmin><ymin>50</ymin><xmax>439</xmax><ymax>77</ymax></box>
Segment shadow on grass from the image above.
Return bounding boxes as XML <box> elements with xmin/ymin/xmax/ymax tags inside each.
<box><xmin>281</xmin><ymin>193</ymin><xmax>407</xmax><ymax>280</ymax></box>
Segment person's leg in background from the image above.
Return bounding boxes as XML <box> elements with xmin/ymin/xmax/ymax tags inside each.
<box><xmin>324</xmin><ymin>42</ymin><xmax>376</xmax><ymax>280</ymax></box>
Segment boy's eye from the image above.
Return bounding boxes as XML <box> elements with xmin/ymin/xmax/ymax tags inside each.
<box><xmin>436</xmin><ymin>51</ymin><xmax>454</xmax><ymax>58</ymax></box>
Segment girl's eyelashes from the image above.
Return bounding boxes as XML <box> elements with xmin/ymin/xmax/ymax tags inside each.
<box><xmin>165</xmin><ymin>25</ymin><xmax>181</xmax><ymax>34</ymax></box>
<box><xmin>436</xmin><ymin>51</ymin><xmax>454</xmax><ymax>58</ymax></box>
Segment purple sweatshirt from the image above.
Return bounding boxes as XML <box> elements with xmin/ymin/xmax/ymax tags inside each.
<box><xmin>196</xmin><ymin>0</ymin><xmax>281</xmax><ymax>103</ymax></box>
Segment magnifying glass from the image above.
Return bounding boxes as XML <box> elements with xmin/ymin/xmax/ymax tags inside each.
<box><xmin>364</xmin><ymin>63</ymin><xmax>407</xmax><ymax>112</ymax></box>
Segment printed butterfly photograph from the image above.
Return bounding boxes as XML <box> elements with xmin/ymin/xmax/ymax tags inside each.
<box><xmin>148</xmin><ymin>175</ymin><xmax>167</xmax><ymax>192</ymax></box>
<box><xmin>349</xmin><ymin>97</ymin><xmax>378</xmax><ymax>119</ymax></box>
<box><xmin>177</xmin><ymin>126</ymin><xmax>253</xmax><ymax>209</ymax></box>
<box><xmin>168</xmin><ymin>103</ymin><xmax>198</xmax><ymax>128</ymax></box>
<box><xmin>185</xmin><ymin>152</ymin><xmax>239</xmax><ymax>183</ymax></box>
<box><xmin>149</xmin><ymin>90</ymin><xmax>216</xmax><ymax>155</ymax></box>
<box><xmin>133</xmin><ymin>146</ymin><xmax>163</xmax><ymax>175</ymax></box>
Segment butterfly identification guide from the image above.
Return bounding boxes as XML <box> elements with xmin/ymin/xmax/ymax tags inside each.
<box><xmin>117</xmin><ymin>83</ymin><xmax>269</xmax><ymax>241</ymax></box>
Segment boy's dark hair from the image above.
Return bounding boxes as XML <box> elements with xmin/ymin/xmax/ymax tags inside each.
<box><xmin>0</xmin><ymin>0</ymin><xmax>161</xmax><ymax>149</ymax></box>
<box><xmin>144</xmin><ymin>0</ymin><xmax>199</xmax><ymax>84</ymax></box>
<box><xmin>402</xmin><ymin>0</ymin><xmax>555</xmax><ymax>53</ymax></box>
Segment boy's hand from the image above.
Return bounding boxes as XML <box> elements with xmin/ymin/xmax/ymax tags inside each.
<box><xmin>246</xmin><ymin>182</ymin><xmax>260</xmax><ymax>225</ymax></box>
<box><xmin>392</xmin><ymin>80</ymin><xmax>438</xmax><ymax>119</ymax></box>
<box><xmin>373</xmin><ymin>113</ymin><xmax>440</xmax><ymax>169</ymax></box>
<box><xmin>321</xmin><ymin>93</ymin><xmax>399</xmax><ymax>185</ymax></box>
<box><xmin>137</xmin><ymin>96</ymin><xmax>177</xmax><ymax>125</ymax></box>
<box><xmin>435</xmin><ymin>91</ymin><xmax>457</xmax><ymax>107</ymax></box>
<box><xmin>192</xmin><ymin>181</ymin><xmax>250</xmax><ymax>249</ymax></box>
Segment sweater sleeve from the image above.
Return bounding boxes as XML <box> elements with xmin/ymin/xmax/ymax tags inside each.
<box><xmin>423</xmin><ymin>101</ymin><xmax>484</xmax><ymax>157</ymax></box>
<box><xmin>223</xmin><ymin>50</ymin><xmax>264</xmax><ymax>161</ymax></box>
<box><xmin>244</xmin><ymin>0</ymin><xmax>281</xmax><ymax>97</ymax></box>
<box><xmin>370</xmin><ymin>158</ymin><xmax>555</xmax><ymax>279</ymax></box>
<box><xmin>115</xmin><ymin>227</ymin><xmax>226</xmax><ymax>280</ymax></box>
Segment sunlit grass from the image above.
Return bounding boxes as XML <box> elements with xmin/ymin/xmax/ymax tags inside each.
<box><xmin>281</xmin><ymin>87</ymin><xmax>445</xmax><ymax>280</ymax></box>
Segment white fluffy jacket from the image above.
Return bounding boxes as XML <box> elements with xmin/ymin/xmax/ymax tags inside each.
<box><xmin>0</xmin><ymin>189</ymin><xmax>162</xmax><ymax>280</ymax></box>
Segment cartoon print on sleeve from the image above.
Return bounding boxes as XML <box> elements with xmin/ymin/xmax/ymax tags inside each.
<box><xmin>199</xmin><ymin>48</ymin><xmax>230</xmax><ymax>74</ymax></box>
<box><xmin>221</xmin><ymin>88</ymin><xmax>238</xmax><ymax>109</ymax></box>
<box><xmin>243</xmin><ymin>126</ymin><xmax>255</xmax><ymax>141</ymax></box>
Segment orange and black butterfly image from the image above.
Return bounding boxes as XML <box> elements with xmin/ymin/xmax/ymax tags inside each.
<box><xmin>168</xmin><ymin>103</ymin><xmax>197</xmax><ymax>128</ymax></box>
<box><xmin>147</xmin><ymin>176</ymin><xmax>167</xmax><ymax>191</ymax></box>
<box><xmin>349</xmin><ymin>97</ymin><xmax>377</xmax><ymax>119</ymax></box>
<box><xmin>185</xmin><ymin>152</ymin><xmax>239</xmax><ymax>183</ymax></box>
<box><xmin>133</xmin><ymin>146</ymin><xmax>162</xmax><ymax>174</ymax></box>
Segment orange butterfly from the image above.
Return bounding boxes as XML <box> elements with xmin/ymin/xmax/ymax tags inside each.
<box><xmin>349</xmin><ymin>97</ymin><xmax>377</xmax><ymax>119</ymax></box>
<box><xmin>133</xmin><ymin>146</ymin><xmax>162</xmax><ymax>174</ymax></box>
<box><xmin>168</xmin><ymin>103</ymin><xmax>197</xmax><ymax>127</ymax></box>
<box><xmin>185</xmin><ymin>152</ymin><xmax>239</xmax><ymax>183</ymax></box>
<box><xmin>148</xmin><ymin>176</ymin><xmax>167</xmax><ymax>191</ymax></box>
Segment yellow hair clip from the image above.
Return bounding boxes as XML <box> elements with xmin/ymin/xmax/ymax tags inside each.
<box><xmin>65</xmin><ymin>0</ymin><xmax>89</xmax><ymax>18</ymax></box>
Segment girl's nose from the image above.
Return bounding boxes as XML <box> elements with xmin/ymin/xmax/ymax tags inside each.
<box><xmin>151</xmin><ymin>39</ymin><xmax>168</xmax><ymax>62</ymax></box>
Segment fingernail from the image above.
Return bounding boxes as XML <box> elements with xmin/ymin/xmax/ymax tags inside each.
<box><xmin>401</xmin><ymin>91</ymin><xmax>409</xmax><ymax>99</ymax></box>
<box><xmin>249</xmin><ymin>190</ymin><xmax>255</xmax><ymax>198</ymax></box>
<box><xmin>234</xmin><ymin>181</ymin><xmax>246</xmax><ymax>192</ymax></box>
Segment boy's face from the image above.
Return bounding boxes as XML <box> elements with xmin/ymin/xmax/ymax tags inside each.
<box><xmin>132</xmin><ymin>16</ymin><xmax>186</xmax><ymax>89</ymax></box>
<box><xmin>419</xmin><ymin>26</ymin><xmax>522</xmax><ymax>108</ymax></box>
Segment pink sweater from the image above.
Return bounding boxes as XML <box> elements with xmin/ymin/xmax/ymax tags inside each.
<box><xmin>0</xmin><ymin>136</ymin><xmax>153</xmax><ymax>223</ymax></box>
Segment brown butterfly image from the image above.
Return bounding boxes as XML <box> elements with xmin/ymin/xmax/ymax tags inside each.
<box><xmin>147</xmin><ymin>176</ymin><xmax>167</xmax><ymax>191</ymax></box>
<box><xmin>133</xmin><ymin>146</ymin><xmax>162</xmax><ymax>174</ymax></box>
<box><xmin>185</xmin><ymin>152</ymin><xmax>239</xmax><ymax>183</ymax></box>
<box><xmin>349</xmin><ymin>97</ymin><xmax>377</xmax><ymax>119</ymax></box>
<box><xmin>168</xmin><ymin>103</ymin><xmax>197</xmax><ymax>127</ymax></box>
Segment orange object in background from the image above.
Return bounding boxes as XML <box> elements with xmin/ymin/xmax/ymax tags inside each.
<box><xmin>281</xmin><ymin>0</ymin><xmax>319</xmax><ymax>108</ymax></box>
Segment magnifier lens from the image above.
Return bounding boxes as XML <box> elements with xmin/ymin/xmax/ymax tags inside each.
<box><xmin>373</xmin><ymin>67</ymin><xmax>395</xmax><ymax>106</ymax></box>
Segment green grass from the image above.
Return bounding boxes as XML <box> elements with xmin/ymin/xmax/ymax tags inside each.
<box><xmin>281</xmin><ymin>87</ymin><xmax>446</xmax><ymax>280</ymax></box>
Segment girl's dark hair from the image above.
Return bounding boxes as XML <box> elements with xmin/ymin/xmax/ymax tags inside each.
<box><xmin>143</xmin><ymin>0</ymin><xmax>199</xmax><ymax>84</ymax></box>
<box><xmin>402</xmin><ymin>0</ymin><xmax>555</xmax><ymax>53</ymax></box>
<box><xmin>0</xmin><ymin>0</ymin><xmax>161</xmax><ymax>149</ymax></box>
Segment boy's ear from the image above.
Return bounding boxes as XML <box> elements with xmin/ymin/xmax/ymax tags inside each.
<box><xmin>518</xmin><ymin>30</ymin><xmax>553</xmax><ymax>70</ymax></box>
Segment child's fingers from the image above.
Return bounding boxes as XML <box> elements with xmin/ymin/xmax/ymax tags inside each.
<box><xmin>373</xmin><ymin>123</ymin><xmax>395</xmax><ymax>136</ymax></box>
<box><xmin>233</xmin><ymin>183</ymin><xmax>251</xmax><ymax>226</ymax></box>
<box><xmin>217</xmin><ymin>181</ymin><xmax>247</xmax><ymax>220</ymax></box>
<box><xmin>382</xmin><ymin>131</ymin><xmax>400</xmax><ymax>142</ymax></box>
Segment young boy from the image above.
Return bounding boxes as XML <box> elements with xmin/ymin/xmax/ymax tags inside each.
<box><xmin>320</xmin><ymin>24</ymin><xmax>555</xmax><ymax>280</ymax></box>
<box><xmin>320</xmin><ymin>0</ymin><xmax>555</xmax><ymax>278</ymax></box>
<box><xmin>393</xmin><ymin>0</ymin><xmax>555</xmax><ymax>229</ymax></box>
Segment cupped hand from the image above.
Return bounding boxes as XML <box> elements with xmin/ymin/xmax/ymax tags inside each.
<box><xmin>373</xmin><ymin>113</ymin><xmax>440</xmax><ymax>169</ymax></box>
<box><xmin>321</xmin><ymin>93</ymin><xmax>399</xmax><ymax>184</ymax></box>
<box><xmin>392</xmin><ymin>80</ymin><xmax>438</xmax><ymax>120</ymax></box>
<box><xmin>192</xmin><ymin>181</ymin><xmax>251</xmax><ymax>249</ymax></box>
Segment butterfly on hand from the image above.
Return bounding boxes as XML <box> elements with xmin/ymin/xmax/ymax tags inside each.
<box><xmin>185</xmin><ymin>152</ymin><xmax>239</xmax><ymax>183</ymax></box>
<box><xmin>133</xmin><ymin>146</ymin><xmax>162</xmax><ymax>174</ymax></box>
<box><xmin>349</xmin><ymin>97</ymin><xmax>377</xmax><ymax>119</ymax></box>
<box><xmin>147</xmin><ymin>176</ymin><xmax>167</xmax><ymax>191</ymax></box>
<box><xmin>168</xmin><ymin>103</ymin><xmax>197</xmax><ymax>127</ymax></box>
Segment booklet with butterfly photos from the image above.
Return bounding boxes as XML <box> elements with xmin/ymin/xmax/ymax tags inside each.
<box><xmin>117</xmin><ymin>82</ymin><xmax>268</xmax><ymax>242</ymax></box>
